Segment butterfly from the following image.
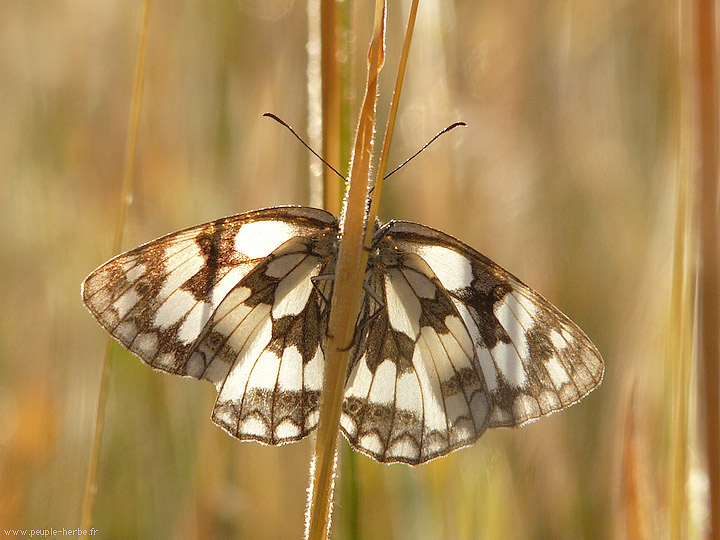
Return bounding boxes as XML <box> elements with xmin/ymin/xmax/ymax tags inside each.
<box><xmin>82</xmin><ymin>205</ymin><xmax>603</xmax><ymax>465</ymax></box>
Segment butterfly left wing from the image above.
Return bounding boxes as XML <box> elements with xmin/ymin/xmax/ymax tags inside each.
<box><xmin>82</xmin><ymin>206</ymin><xmax>339</xmax><ymax>446</ymax></box>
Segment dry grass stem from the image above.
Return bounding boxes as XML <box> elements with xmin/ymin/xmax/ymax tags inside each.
<box><xmin>78</xmin><ymin>1</ymin><xmax>152</xmax><ymax>536</ymax></box>
<box><xmin>306</xmin><ymin>3</ymin><xmax>386</xmax><ymax>539</ymax></box>
<box><xmin>693</xmin><ymin>0</ymin><xmax>720</xmax><ymax>538</ymax></box>
<box><xmin>320</xmin><ymin>0</ymin><xmax>343</xmax><ymax>215</ymax></box>
<box><xmin>620</xmin><ymin>387</ymin><xmax>651</xmax><ymax>540</ymax></box>
<box><xmin>364</xmin><ymin>0</ymin><xmax>419</xmax><ymax>241</ymax></box>
<box><xmin>668</xmin><ymin>3</ymin><xmax>694</xmax><ymax>536</ymax></box>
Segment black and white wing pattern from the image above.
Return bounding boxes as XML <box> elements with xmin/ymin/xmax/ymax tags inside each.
<box><xmin>82</xmin><ymin>206</ymin><xmax>338</xmax><ymax>444</ymax></box>
<box><xmin>340</xmin><ymin>220</ymin><xmax>604</xmax><ymax>464</ymax></box>
<box><xmin>83</xmin><ymin>205</ymin><xmax>603</xmax><ymax>465</ymax></box>
<box><xmin>193</xmin><ymin>233</ymin><xmax>336</xmax><ymax>443</ymax></box>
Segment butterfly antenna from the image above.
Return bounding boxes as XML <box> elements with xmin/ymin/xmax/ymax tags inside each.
<box><xmin>263</xmin><ymin>113</ymin><xmax>346</xmax><ymax>181</ymax></box>
<box><xmin>384</xmin><ymin>121</ymin><xmax>467</xmax><ymax>179</ymax></box>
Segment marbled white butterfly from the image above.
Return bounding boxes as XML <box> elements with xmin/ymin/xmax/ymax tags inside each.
<box><xmin>82</xmin><ymin>205</ymin><xmax>603</xmax><ymax>464</ymax></box>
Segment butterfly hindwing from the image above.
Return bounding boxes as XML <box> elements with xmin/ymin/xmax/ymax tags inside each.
<box><xmin>379</xmin><ymin>221</ymin><xmax>604</xmax><ymax>431</ymax></box>
<box><xmin>193</xmin><ymin>233</ymin><xmax>337</xmax><ymax>444</ymax></box>
<box><xmin>341</xmin><ymin>246</ymin><xmax>492</xmax><ymax>464</ymax></box>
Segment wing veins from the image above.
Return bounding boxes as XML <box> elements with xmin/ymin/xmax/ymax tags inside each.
<box><xmin>230</xmin><ymin>310</ymin><xmax>275</xmax><ymax>435</ymax></box>
<box><xmin>510</xmin><ymin>283</ymin><xmax>602</xmax><ymax>392</ymax></box>
<box><xmin>398</xmin><ymin>260</ymin><xmax>481</xmax><ymax>436</ymax></box>
<box><xmin>418</xmin><ymin>333</ymin><xmax>452</xmax><ymax>447</ymax></box>
<box><xmin>504</xmin><ymin>290</ymin><xmax>582</xmax><ymax>401</ymax></box>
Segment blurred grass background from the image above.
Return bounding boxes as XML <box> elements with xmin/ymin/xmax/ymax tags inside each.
<box><xmin>0</xmin><ymin>0</ymin><xmax>691</xmax><ymax>539</ymax></box>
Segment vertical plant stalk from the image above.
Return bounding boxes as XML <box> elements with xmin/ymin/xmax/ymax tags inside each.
<box><xmin>669</xmin><ymin>133</ymin><xmax>694</xmax><ymax>540</ymax></box>
<box><xmin>79</xmin><ymin>1</ymin><xmax>152</xmax><ymax>537</ymax></box>
<box><xmin>319</xmin><ymin>2</ymin><xmax>361</xmax><ymax>535</ymax></box>
<box><xmin>313</xmin><ymin>2</ymin><xmax>359</xmax><ymax>534</ymax></box>
<box><xmin>320</xmin><ymin>0</ymin><xmax>343</xmax><ymax>215</ymax></box>
<box><xmin>669</xmin><ymin>2</ymin><xmax>694</xmax><ymax>537</ymax></box>
<box><xmin>306</xmin><ymin>0</ymin><xmax>323</xmax><ymax>209</ymax></box>
<box><xmin>305</xmin><ymin>2</ymin><xmax>421</xmax><ymax>537</ymax></box>
<box><xmin>693</xmin><ymin>0</ymin><xmax>720</xmax><ymax>539</ymax></box>
<box><xmin>364</xmin><ymin>0</ymin><xmax>420</xmax><ymax>237</ymax></box>
<box><xmin>306</xmin><ymin>3</ymin><xmax>386</xmax><ymax>539</ymax></box>
<box><xmin>620</xmin><ymin>388</ymin><xmax>649</xmax><ymax>540</ymax></box>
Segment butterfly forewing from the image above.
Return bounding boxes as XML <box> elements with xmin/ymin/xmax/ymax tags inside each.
<box><xmin>379</xmin><ymin>221</ymin><xmax>604</xmax><ymax>432</ymax></box>
<box><xmin>82</xmin><ymin>206</ymin><xmax>337</xmax><ymax>381</ymax></box>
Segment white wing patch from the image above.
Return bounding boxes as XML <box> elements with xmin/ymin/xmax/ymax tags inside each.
<box><xmin>369</xmin><ymin>360</ymin><xmax>397</xmax><ymax>405</ymax></box>
<box><xmin>154</xmin><ymin>289</ymin><xmax>197</xmax><ymax>330</ymax></box>
<box><xmin>415</xmin><ymin>244</ymin><xmax>473</xmax><ymax>292</ymax></box>
<box><xmin>384</xmin><ymin>268</ymin><xmax>421</xmax><ymax>339</ymax></box>
<box><xmin>157</xmin><ymin>241</ymin><xmax>205</xmax><ymax>300</ymax></box>
<box><xmin>271</xmin><ymin>255</ymin><xmax>321</xmax><ymax>318</ymax></box>
<box><xmin>545</xmin><ymin>356</ymin><xmax>571</xmax><ymax>387</ymax></box>
<box><xmin>113</xmin><ymin>289</ymin><xmax>139</xmax><ymax>319</ymax></box>
<box><xmin>178</xmin><ymin>300</ymin><xmax>213</xmax><ymax>343</ymax></box>
<box><xmin>233</xmin><ymin>220</ymin><xmax>302</xmax><ymax>259</ymax></box>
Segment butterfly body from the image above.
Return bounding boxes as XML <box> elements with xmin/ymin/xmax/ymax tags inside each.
<box><xmin>83</xmin><ymin>206</ymin><xmax>603</xmax><ymax>464</ymax></box>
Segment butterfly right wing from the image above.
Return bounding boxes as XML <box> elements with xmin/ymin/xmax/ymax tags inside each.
<box><xmin>82</xmin><ymin>206</ymin><xmax>337</xmax><ymax>384</ymax></box>
<box><xmin>382</xmin><ymin>221</ymin><xmax>604</xmax><ymax>429</ymax></box>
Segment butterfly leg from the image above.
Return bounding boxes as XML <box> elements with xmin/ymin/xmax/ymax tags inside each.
<box><xmin>310</xmin><ymin>273</ymin><xmax>334</xmax><ymax>305</ymax></box>
<box><xmin>311</xmin><ymin>273</ymin><xmax>385</xmax><ymax>351</ymax></box>
<box><xmin>337</xmin><ymin>282</ymin><xmax>385</xmax><ymax>352</ymax></box>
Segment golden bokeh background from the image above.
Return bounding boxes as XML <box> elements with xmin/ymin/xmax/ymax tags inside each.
<box><xmin>0</xmin><ymin>1</ymin><xmax>687</xmax><ymax>538</ymax></box>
